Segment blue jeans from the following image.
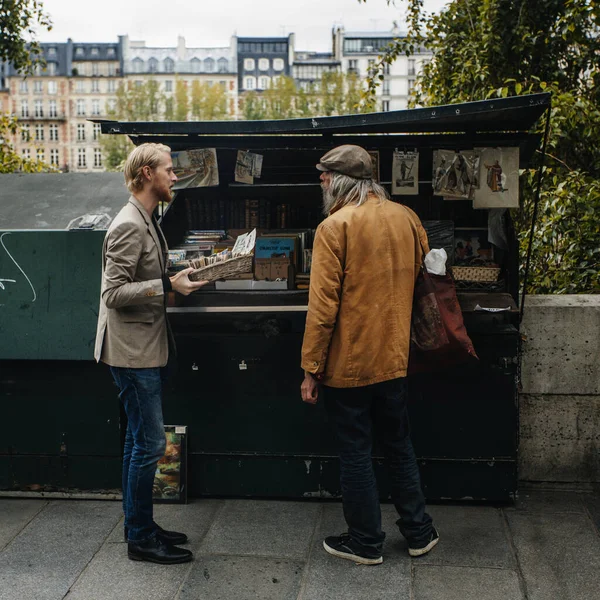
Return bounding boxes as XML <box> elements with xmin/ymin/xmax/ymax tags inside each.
<box><xmin>324</xmin><ymin>377</ymin><xmax>433</xmax><ymax>554</ymax></box>
<box><xmin>110</xmin><ymin>367</ymin><xmax>167</xmax><ymax>543</ymax></box>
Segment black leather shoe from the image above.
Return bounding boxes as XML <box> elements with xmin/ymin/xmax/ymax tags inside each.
<box><xmin>124</xmin><ymin>523</ymin><xmax>188</xmax><ymax>545</ymax></box>
<box><xmin>127</xmin><ymin>536</ymin><xmax>193</xmax><ymax>564</ymax></box>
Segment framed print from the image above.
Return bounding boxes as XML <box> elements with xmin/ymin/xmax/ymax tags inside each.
<box><xmin>454</xmin><ymin>228</ymin><xmax>494</xmax><ymax>266</ymax></box>
<box><xmin>392</xmin><ymin>150</ymin><xmax>419</xmax><ymax>195</ymax></box>
<box><xmin>153</xmin><ymin>425</ymin><xmax>188</xmax><ymax>504</ymax></box>
<box><xmin>473</xmin><ymin>147</ymin><xmax>520</xmax><ymax>209</ymax></box>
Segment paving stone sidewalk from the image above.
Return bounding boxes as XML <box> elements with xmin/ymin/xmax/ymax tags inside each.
<box><xmin>0</xmin><ymin>488</ymin><xmax>598</xmax><ymax>600</ymax></box>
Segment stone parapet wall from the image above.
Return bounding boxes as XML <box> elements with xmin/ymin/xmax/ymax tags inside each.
<box><xmin>519</xmin><ymin>295</ymin><xmax>600</xmax><ymax>483</ymax></box>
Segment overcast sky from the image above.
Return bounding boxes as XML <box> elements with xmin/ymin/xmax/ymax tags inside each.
<box><xmin>37</xmin><ymin>0</ymin><xmax>449</xmax><ymax>51</ymax></box>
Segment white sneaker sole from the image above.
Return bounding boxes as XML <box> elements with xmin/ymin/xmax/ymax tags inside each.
<box><xmin>408</xmin><ymin>534</ymin><xmax>440</xmax><ymax>557</ymax></box>
<box><xmin>323</xmin><ymin>540</ymin><xmax>383</xmax><ymax>565</ymax></box>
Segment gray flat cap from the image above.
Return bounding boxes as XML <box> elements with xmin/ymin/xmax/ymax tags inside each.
<box><xmin>316</xmin><ymin>144</ymin><xmax>373</xmax><ymax>179</ymax></box>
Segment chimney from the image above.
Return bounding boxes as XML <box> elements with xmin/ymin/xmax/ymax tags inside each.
<box><xmin>177</xmin><ymin>36</ymin><xmax>186</xmax><ymax>61</ymax></box>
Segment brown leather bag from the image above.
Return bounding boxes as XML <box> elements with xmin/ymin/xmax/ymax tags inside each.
<box><xmin>408</xmin><ymin>242</ymin><xmax>479</xmax><ymax>375</ymax></box>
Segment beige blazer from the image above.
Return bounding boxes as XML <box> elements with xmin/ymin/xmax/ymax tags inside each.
<box><xmin>94</xmin><ymin>196</ymin><xmax>171</xmax><ymax>368</ymax></box>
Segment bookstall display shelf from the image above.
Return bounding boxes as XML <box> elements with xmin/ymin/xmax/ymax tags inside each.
<box><xmin>94</xmin><ymin>93</ymin><xmax>551</xmax><ymax>501</ymax></box>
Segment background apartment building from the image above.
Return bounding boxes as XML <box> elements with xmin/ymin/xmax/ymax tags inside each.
<box><xmin>121</xmin><ymin>35</ymin><xmax>238</xmax><ymax>119</ymax></box>
<box><xmin>3</xmin><ymin>40</ymin><xmax>122</xmax><ymax>172</ymax></box>
<box><xmin>332</xmin><ymin>27</ymin><xmax>432</xmax><ymax>111</ymax></box>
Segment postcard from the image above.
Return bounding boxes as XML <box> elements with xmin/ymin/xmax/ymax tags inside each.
<box><xmin>433</xmin><ymin>149</ymin><xmax>479</xmax><ymax>199</ymax></box>
<box><xmin>171</xmin><ymin>149</ymin><xmax>219</xmax><ymax>189</ymax></box>
<box><xmin>153</xmin><ymin>425</ymin><xmax>187</xmax><ymax>504</ymax></box>
<box><xmin>473</xmin><ymin>147</ymin><xmax>520</xmax><ymax>209</ymax></box>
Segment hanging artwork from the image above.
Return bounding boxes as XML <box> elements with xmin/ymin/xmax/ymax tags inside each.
<box><xmin>235</xmin><ymin>150</ymin><xmax>264</xmax><ymax>184</ymax></box>
<box><xmin>153</xmin><ymin>425</ymin><xmax>188</xmax><ymax>504</ymax></box>
<box><xmin>432</xmin><ymin>149</ymin><xmax>479</xmax><ymax>199</ymax></box>
<box><xmin>392</xmin><ymin>150</ymin><xmax>419</xmax><ymax>195</ymax></box>
<box><xmin>368</xmin><ymin>151</ymin><xmax>380</xmax><ymax>182</ymax></box>
<box><xmin>171</xmin><ymin>148</ymin><xmax>219</xmax><ymax>189</ymax></box>
<box><xmin>473</xmin><ymin>147</ymin><xmax>520</xmax><ymax>209</ymax></box>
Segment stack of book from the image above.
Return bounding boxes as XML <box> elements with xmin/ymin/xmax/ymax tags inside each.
<box><xmin>295</xmin><ymin>273</ymin><xmax>310</xmax><ymax>290</ymax></box>
<box><xmin>185</xmin><ymin>197</ymin><xmax>226</xmax><ymax>230</ymax></box>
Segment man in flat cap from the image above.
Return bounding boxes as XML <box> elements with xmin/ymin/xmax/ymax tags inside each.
<box><xmin>301</xmin><ymin>144</ymin><xmax>439</xmax><ymax>565</ymax></box>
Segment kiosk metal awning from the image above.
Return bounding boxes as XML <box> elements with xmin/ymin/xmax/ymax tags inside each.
<box><xmin>93</xmin><ymin>92</ymin><xmax>551</xmax><ymax>136</ymax></box>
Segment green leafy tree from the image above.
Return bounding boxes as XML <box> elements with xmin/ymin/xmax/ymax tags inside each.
<box><xmin>0</xmin><ymin>114</ymin><xmax>56</xmax><ymax>173</ymax></box>
<box><xmin>174</xmin><ymin>79</ymin><xmax>189</xmax><ymax>121</ymax></box>
<box><xmin>360</xmin><ymin>0</ymin><xmax>600</xmax><ymax>293</ymax></box>
<box><xmin>190</xmin><ymin>80</ymin><xmax>229</xmax><ymax>120</ymax></box>
<box><xmin>0</xmin><ymin>0</ymin><xmax>52</xmax><ymax>75</ymax></box>
<box><xmin>241</xmin><ymin>91</ymin><xmax>267</xmax><ymax>120</ymax></box>
<box><xmin>100</xmin><ymin>80</ymin><xmax>165</xmax><ymax>170</ymax></box>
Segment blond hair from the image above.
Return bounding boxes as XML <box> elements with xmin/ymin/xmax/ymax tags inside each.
<box><xmin>124</xmin><ymin>143</ymin><xmax>172</xmax><ymax>193</ymax></box>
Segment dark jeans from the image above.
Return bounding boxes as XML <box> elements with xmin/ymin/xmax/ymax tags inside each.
<box><xmin>324</xmin><ymin>377</ymin><xmax>433</xmax><ymax>555</ymax></box>
<box><xmin>110</xmin><ymin>367</ymin><xmax>167</xmax><ymax>543</ymax></box>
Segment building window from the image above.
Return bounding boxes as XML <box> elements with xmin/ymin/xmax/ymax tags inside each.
<box><xmin>273</xmin><ymin>58</ymin><xmax>284</xmax><ymax>71</ymax></box>
<box><xmin>92</xmin><ymin>63</ymin><xmax>99</xmax><ymax>76</ymax></box>
<box><xmin>48</xmin><ymin>100</ymin><xmax>57</xmax><ymax>117</ymax></box>
<box><xmin>218</xmin><ymin>57</ymin><xmax>228</xmax><ymax>72</ymax></box>
<box><xmin>408</xmin><ymin>59</ymin><xmax>416</xmax><ymax>76</ymax></box>
<box><xmin>35</xmin><ymin>124</ymin><xmax>44</xmax><ymax>141</ymax></box>
<box><xmin>21</xmin><ymin>100</ymin><xmax>29</xmax><ymax>117</ymax></box>
<box><xmin>19</xmin><ymin>80</ymin><xmax>28</xmax><ymax>93</ymax></box>
<box><xmin>108</xmin><ymin>80</ymin><xmax>116</xmax><ymax>92</ymax></box>
<box><xmin>244</xmin><ymin>77</ymin><xmax>255</xmax><ymax>90</ymax></box>
<box><xmin>78</xmin><ymin>148</ymin><xmax>87</xmax><ymax>167</ymax></box>
<box><xmin>37</xmin><ymin>148</ymin><xmax>45</xmax><ymax>162</ymax></box>
<box><xmin>382</xmin><ymin>100</ymin><xmax>390</xmax><ymax>112</ymax></box>
<box><xmin>258</xmin><ymin>58</ymin><xmax>269</xmax><ymax>71</ymax></box>
<box><xmin>91</xmin><ymin>47</ymin><xmax>99</xmax><ymax>56</ymax></box>
<box><xmin>204</xmin><ymin>58</ymin><xmax>215</xmax><ymax>73</ymax></box>
<box><xmin>93</xmin><ymin>123</ymin><xmax>101</xmax><ymax>140</ymax></box>
<box><xmin>47</xmin><ymin>62</ymin><xmax>57</xmax><ymax>75</ymax></box>
<box><xmin>382</xmin><ymin>80</ymin><xmax>390</xmax><ymax>95</ymax></box>
<box><xmin>21</xmin><ymin>124</ymin><xmax>30</xmax><ymax>141</ymax></box>
<box><xmin>91</xmin><ymin>80</ymin><xmax>100</xmax><ymax>93</ymax></box>
<box><xmin>132</xmin><ymin>58</ymin><xmax>143</xmax><ymax>73</ymax></box>
<box><xmin>108</xmin><ymin>63</ymin><xmax>116</xmax><ymax>76</ymax></box>
<box><xmin>77</xmin><ymin>99</ymin><xmax>86</xmax><ymax>116</ymax></box>
<box><xmin>50</xmin><ymin>149</ymin><xmax>59</xmax><ymax>166</ymax></box>
<box><xmin>77</xmin><ymin>123</ymin><xmax>86</xmax><ymax>141</ymax></box>
<box><xmin>368</xmin><ymin>59</ymin><xmax>376</xmax><ymax>76</ymax></box>
<box><xmin>408</xmin><ymin>79</ymin><xmax>415</xmax><ymax>92</ymax></box>
<box><xmin>75</xmin><ymin>47</ymin><xmax>84</xmax><ymax>57</ymax></box>
<box><xmin>348</xmin><ymin>59</ymin><xmax>359</xmax><ymax>74</ymax></box>
<box><xmin>48</xmin><ymin>80</ymin><xmax>57</xmax><ymax>95</ymax></box>
<box><xmin>107</xmin><ymin>48</ymin><xmax>116</xmax><ymax>58</ymax></box>
<box><xmin>94</xmin><ymin>148</ymin><xmax>102</xmax><ymax>168</ymax></box>
<box><xmin>259</xmin><ymin>76</ymin><xmax>269</xmax><ymax>89</ymax></box>
<box><xmin>91</xmin><ymin>99</ymin><xmax>100</xmax><ymax>116</ymax></box>
<box><xmin>76</xmin><ymin>80</ymin><xmax>85</xmax><ymax>93</ymax></box>
<box><xmin>243</xmin><ymin>58</ymin><xmax>255</xmax><ymax>71</ymax></box>
<box><xmin>148</xmin><ymin>58</ymin><xmax>158</xmax><ymax>73</ymax></box>
<box><xmin>48</xmin><ymin>47</ymin><xmax>57</xmax><ymax>57</ymax></box>
<box><xmin>190</xmin><ymin>58</ymin><xmax>200</xmax><ymax>73</ymax></box>
<box><xmin>22</xmin><ymin>148</ymin><xmax>31</xmax><ymax>160</ymax></box>
<box><xmin>383</xmin><ymin>63</ymin><xmax>390</xmax><ymax>75</ymax></box>
<box><xmin>165</xmin><ymin>80</ymin><xmax>173</xmax><ymax>92</ymax></box>
<box><xmin>49</xmin><ymin>124</ymin><xmax>58</xmax><ymax>141</ymax></box>
<box><xmin>164</xmin><ymin>58</ymin><xmax>175</xmax><ymax>73</ymax></box>
<box><xmin>34</xmin><ymin>100</ymin><xmax>43</xmax><ymax>117</ymax></box>
<box><xmin>34</xmin><ymin>80</ymin><xmax>43</xmax><ymax>94</ymax></box>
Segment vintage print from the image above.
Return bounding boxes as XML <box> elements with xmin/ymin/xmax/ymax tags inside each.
<box><xmin>432</xmin><ymin>150</ymin><xmax>478</xmax><ymax>199</ymax></box>
<box><xmin>235</xmin><ymin>151</ymin><xmax>264</xmax><ymax>184</ymax></box>
<box><xmin>392</xmin><ymin>150</ymin><xmax>419</xmax><ymax>195</ymax></box>
<box><xmin>368</xmin><ymin>150</ymin><xmax>380</xmax><ymax>183</ymax></box>
<box><xmin>454</xmin><ymin>228</ymin><xmax>494</xmax><ymax>266</ymax></box>
<box><xmin>172</xmin><ymin>148</ymin><xmax>219</xmax><ymax>189</ymax></box>
<box><xmin>473</xmin><ymin>147</ymin><xmax>520</xmax><ymax>209</ymax></box>
<box><xmin>153</xmin><ymin>425</ymin><xmax>188</xmax><ymax>504</ymax></box>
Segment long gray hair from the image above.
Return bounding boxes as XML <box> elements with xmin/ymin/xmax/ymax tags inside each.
<box><xmin>322</xmin><ymin>172</ymin><xmax>389</xmax><ymax>215</ymax></box>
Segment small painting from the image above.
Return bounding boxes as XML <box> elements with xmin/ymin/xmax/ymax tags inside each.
<box><xmin>473</xmin><ymin>147</ymin><xmax>520</xmax><ymax>209</ymax></box>
<box><xmin>392</xmin><ymin>150</ymin><xmax>419</xmax><ymax>195</ymax></box>
<box><xmin>153</xmin><ymin>425</ymin><xmax>187</xmax><ymax>504</ymax></box>
<box><xmin>454</xmin><ymin>228</ymin><xmax>494</xmax><ymax>266</ymax></box>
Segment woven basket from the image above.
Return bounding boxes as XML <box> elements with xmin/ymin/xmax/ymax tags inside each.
<box><xmin>451</xmin><ymin>266</ymin><xmax>501</xmax><ymax>282</ymax></box>
<box><xmin>189</xmin><ymin>255</ymin><xmax>253</xmax><ymax>283</ymax></box>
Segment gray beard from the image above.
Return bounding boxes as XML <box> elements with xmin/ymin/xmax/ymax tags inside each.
<box><xmin>321</xmin><ymin>185</ymin><xmax>337</xmax><ymax>215</ymax></box>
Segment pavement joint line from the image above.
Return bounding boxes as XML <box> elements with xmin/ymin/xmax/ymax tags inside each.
<box><xmin>409</xmin><ymin>556</ymin><xmax>416</xmax><ymax>600</ymax></box>
<box><xmin>582</xmin><ymin>502</ymin><xmax>600</xmax><ymax>539</ymax></box>
<box><xmin>194</xmin><ymin>551</ymin><xmax>311</xmax><ymax>561</ymax></box>
<box><xmin>0</xmin><ymin>498</ymin><xmax>49</xmax><ymax>554</ymax></box>
<box><xmin>194</xmin><ymin>498</ymin><xmax>226</xmax><ymax>553</ymax></box>
<box><xmin>60</xmin><ymin>511</ymin><xmax>124</xmax><ymax>600</ymax></box>
<box><xmin>413</xmin><ymin>563</ymin><xmax>515</xmax><ymax>572</ymax></box>
<box><xmin>295</xmin><ymin>502</ymin><xmax>323</xmax><ymax>600</ymax></box>
<box><xmin>500</xmin><ymin>508</ymin><xmax>530</xmax><ymax>600</ymax></box>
